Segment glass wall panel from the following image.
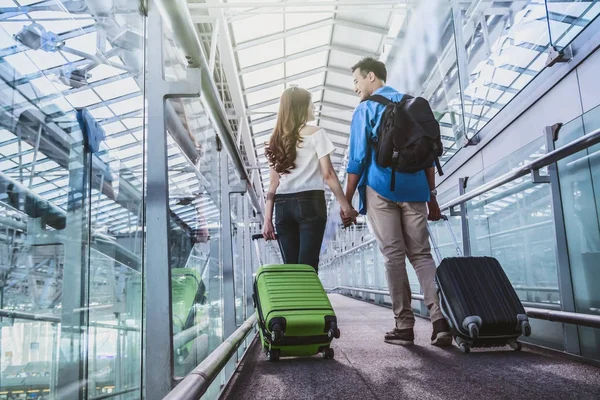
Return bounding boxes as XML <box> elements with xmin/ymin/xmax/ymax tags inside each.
<box><xmin>455</xmin><ymin>1</ymin><xmax>550</xmax><ymax>139</ymax></box>
<box><xmin>384</xmin><ymin>0</ymin><xmax>464</xmax><ymax>163</ymax></box>
<box><xmin>556</xmin><ymin>105</ymin><xmax>600</xmax><ymax>360</ymax></box>
<box><xmin>465</xmin><ymin>137</ymin><xmax>562</xmax><ymax>349</ymax></box>
<box><xmin>166</xmin><ymin>96</ymin><xmax>223</xmax><ymax>378</ymax></box>
<box><xmin>468</xmin><ymin>138</ymin><xmax>560</xmax><ymax>303</ymax></box>
<box><xmin>546</xmin><ymin>0</ymin><xmax>600</xmax><ymax>48</ymax></box>
<box><xmin>0</xmin><ymin>0</ymin><xmax>145</xmax><ymax>398</ymax></box>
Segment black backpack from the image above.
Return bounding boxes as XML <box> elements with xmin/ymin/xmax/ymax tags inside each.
<box><xmin>366</xmin><ymin>94</ymin><xmax>444</xmax><ymax>191</ymax></box>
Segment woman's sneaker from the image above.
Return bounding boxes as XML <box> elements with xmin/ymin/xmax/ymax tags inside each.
<box><xmin>431</xmin><ymin>319</ymin><xmax>453</xmax><ymax>346</ymax></box>
<box><xmin>384</xmin><ymin>327</ymin><xmax>414</xmax><ymax>345</ymax></box>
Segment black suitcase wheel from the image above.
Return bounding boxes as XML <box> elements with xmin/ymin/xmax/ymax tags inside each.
<box><xmin>509</xmin><ymin>341</ymin><xmax>522</xmax><ymax>351</ymax></box>
<box><xmin>521</xmin><ymin>321</ymin><xmax>532</xmax><ymax>337</ymax></box>
<box><xmin>459</xmin><ymin>343</ymin><xmax>471</xmax><ymax>354</ymax></box>
<box><xmin>322</xmin><ymin>348</ymin><xmax>334</xmax><ymax>359</ymax></box>
<box><xmin>468</xmin><ymin>323</ymin><xmax>479</xmax><ymax>340</ymax></box>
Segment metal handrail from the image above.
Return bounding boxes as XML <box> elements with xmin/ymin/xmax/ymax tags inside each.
<box><xmin>440</xmin><ymin>127</ymin><xmax>600</xmax><ymax>211</ymax></box>
<box><xmin>163</xmin><ymin>314</ymin><xmax>258</xmax><ymax>400</ymax></box>
<box><xmin>0</xmin><ymin>309</ymin><xmax>140</xmax><ymax>331</ymax></box>
<box><xmin>154</xmin><ymin>0</ymin><xmax>262</xmax><ymax>214</ymax></box>
<box><xmin>89</xmin><ymin>387</ymin><xmax>140</xmax><ymax>400</ymax></box>
<box><xmin>330</xmin><ymin>286</ymin><xmax>593</xmax><ymax>324</ymax></box>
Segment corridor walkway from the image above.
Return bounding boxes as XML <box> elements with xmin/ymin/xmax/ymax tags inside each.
<box><xmin>222</xmin><ymin>294</ymin><xmax>600</xmax><ymax>400</ymax></box>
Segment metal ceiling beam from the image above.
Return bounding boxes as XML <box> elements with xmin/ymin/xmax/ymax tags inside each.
<box><xmin>246</xmin><ymin>84</ymin><xmax>355</xmax><ymax>113</ymax></box>
<box><xmin>246</xmin><ymin>84</ymin><xmax>323</xmax><ymax>110</ymax></box>
<box><xmin>244</xmin><ymin>67</ymin><xmax>328</xmax><ymax>94</ymax></box>
<box><xmin>233</xmin><ymin>17</ymin><xmax>388</xmax><ymax>51</ymax></box>
<box><xmin>235</xmin><ymin>18</ymin><xmax>333</xmax><ymax>50</ymax></box>
<box><xmin>318</xmin><ymin>101</ymin><xmax>356</xmax><ymax>112</ymax></box>
<box><xmin>318</xmin><ymin>114</ymin><xmax>351</xmax><ymax>126</ymax></box>
<box><xmin>334</xmin><ymin>18</ymin><xmax>389</xmax><ymax>35</ymax></box>
<box><xmin>239</xmin><ymin>44</ymin><xmax>376</xmax><ymax>74</ymax></box>
<box><xmin>189</xmin><ymin>1</ymin><xmax>405</xmax><ymax>9</ymax></box>
<box><xmin>243</xmin><ymin>66</ymin><xmax>353</xmax><ymax>94</ymax></box>
<box><xmin>240</xmin><ymin>44</ymin><xmax>330</xmax><ymax>74</ymax></box>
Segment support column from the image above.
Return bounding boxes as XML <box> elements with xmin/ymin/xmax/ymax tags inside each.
<box><xmin>144</xmin><ymin>2</ymin><xmax>202</xmax><ymax>398</ymax></box>
<box><xmin>56</xmin><ymin>135</ymin><xmax>91</xmax><ymax>400</ymax></box>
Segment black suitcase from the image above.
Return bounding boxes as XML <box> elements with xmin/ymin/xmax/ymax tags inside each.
<box><xmin>429</xmin><ymin>216</ymin><xmax>532</xmax><ymax>353</ymax></box>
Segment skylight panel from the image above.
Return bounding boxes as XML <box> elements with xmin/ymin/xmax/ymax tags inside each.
<box><xmin>122</xmin><ymin>118</ymin><xmax>143</xmax><ymax>130</ymax></box>
<box><xmin>89</xmin><ymin>106</ymin><xmax>115</xmax><ymax>119</ymax></box>
<box><xmin>285</xmin><ymin>50</ymin><xmax>328</xmax><ymax>76</ymax></box>
<box><xmin>4</xmin><ymin>52</ymin><xmax>39</xmax><ymax>76</ymax></box>
<box><xmin>242</xmin><ymin>64</ymin><xmax>285</xmax><ymax>88</ymax></box>
<box><xmin>287</xmin><ymin>72</ymin><xmax>325</xmax><ymax>90</ymax></box>
<box><xmin>0</xmin><ymin>160</ymin><xmax>16</xmax><ymax>171</ymax></box>
<box><xmin>237</xmin><ymin>40</ymin><xmax>284</xmax><ymax>69</ymax></box>
<box><xmin>94</xmin><ymin>77</ymin><xmax>140</xmax><ymax>101</ymax></box>
<box><xmin>65</xmin><ymin>89</ymin><xmax>101</xmax><ymax>108</ymax></box>
<box><xmin>88</xmin><ymin>64</ymin><xmax>126</xmax><ymax>83</ymax></box>
<box><xmin>107</xmin><ymin>134</ymin><xmax>137</xmax><ymax>149</ymax></box>
<box><xmin>31</xmin><ymin>75</ymin><xmax>69</xmax><ymax>97</ymax></box>
<box><xmin>103</xmin><ymin>121</ymin><xmax>128</xmax><ymax>135</ymax></box>
<box><xmin>115</xmin><ymin>145</ymin><xmax>142</xmax><ymax>159</ymax></box>
<box><xmin>285</xmin><ymin>14</ymin><xmax>333</xmax><ymax>30</ymax></box>
<box><xmin>24</xmin><ymin>48</ymin><xmax>72</xmax><ymax>71</ymax></box>
<box><xmin>245</xmin><ymin>84</ymin><xmax>284</xmax><ymax>106</ymax></box>
<box><xmin>0</xmin><ymin>24</ymin><xmax>16</xmax><ymax>49</ymax></box>
<box><xmin>285</xmin><ymin>26</ymin><xmax>332</xmax><ymax>55</ymax></box>
<box><xmin>253</xmin><ymin>119</ymin><xmax>276</xmax><ymax>134</ymax></box>
<box><xmin>110</xmin><ymin>95</ymin><xmax>143</xmax><ymax>115</ymax></box>
<box><xmin>39</xmin><ymin>97</ymin><xmax>73</xmax><ymax>114</ymax></box>
<box><xmin>232</xmin><ymin>14</ymin><xmax>284</xmax><ymax>43</ymax></box>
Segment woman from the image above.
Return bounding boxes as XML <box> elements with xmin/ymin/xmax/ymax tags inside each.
<box><xmin>262</xmin><ymin>86</ymin><xmax>357</xmax><ymax>272</ymax></box>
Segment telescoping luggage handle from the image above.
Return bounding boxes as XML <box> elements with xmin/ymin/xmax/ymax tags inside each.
<box><xmin>427</xmin><ymin>215</ymin><xmax>462</xmax><ymax>264</ymax></box>
<box><xmin>251</xmin><ymin>233</ymin><xmax>279</xmax><ymax>266</ymax></box>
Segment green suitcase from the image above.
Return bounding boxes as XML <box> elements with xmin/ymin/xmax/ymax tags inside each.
<box><xmin>251</xmin><ymin>236</ymin><xmax>340</xmax><ymax>361</ymax></box>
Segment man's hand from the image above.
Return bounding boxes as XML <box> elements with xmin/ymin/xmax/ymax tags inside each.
<box><xmin>340</xmin><ymin>206</ymin><xmax>358</xmax><ymax>228</ymax></box>
<box><xmin>427</xmin><ymin>196</ymin><xmax>442</xmax><ymax>221</ymax></box>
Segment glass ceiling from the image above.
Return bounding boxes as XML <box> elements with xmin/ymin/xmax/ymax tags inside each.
<box><xmin>196</xmin><ymin>0</ymin><xmax>599</xmax><ymax>207</ymax></box>
<box><xmin>0</xmin><ymin>0</ymin><xmax>221</xmax><ymax>238</ymax></box>
<box><xmin>1</xmin><ymin>0</ymin><xmax>598</xmax><ymax>236</ymax></box>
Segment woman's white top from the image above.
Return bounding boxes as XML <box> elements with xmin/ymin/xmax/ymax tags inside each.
<box><xmin>276</xmin><ymin>128</ymin><xmax>336</xmax><ymax>194</ymax></box>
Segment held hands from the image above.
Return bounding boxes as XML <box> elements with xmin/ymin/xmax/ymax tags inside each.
<box><xmin>262</xmin><ymin>219</ymin><xmax>276</xmax><ymax>241</ymax></box>
<box><xmin>340</xmin><ymin>205</ymin><xmax>359</xmax><ymax>228</ymax></box>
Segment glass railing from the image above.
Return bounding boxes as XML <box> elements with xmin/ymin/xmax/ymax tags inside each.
<box><xmin>320</xmin><ymin>106</ymin><xmax>600</xmax><ymax>360</ymax></box>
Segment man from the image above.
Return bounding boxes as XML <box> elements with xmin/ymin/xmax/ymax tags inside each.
<box><xmin>342</xmin><ymin>57</ymin><xmax>452</xmax><ymax>346</ymax></box>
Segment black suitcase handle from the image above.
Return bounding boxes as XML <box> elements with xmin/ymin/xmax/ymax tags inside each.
<box><xmin>428</xmin><ymin>214</ymin><xmax>462</xmax><ymax>263</ymax></box>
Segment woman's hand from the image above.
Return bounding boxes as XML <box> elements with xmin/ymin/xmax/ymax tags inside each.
<box><xmin>262</xmin><ymin>219</ymin><xmax>276</xmax><ymax>241</ymax></box>
<box><xmin>340</xmin><ymin>205</ymin><xmax>358</xmax><ymax>227</ymax></box>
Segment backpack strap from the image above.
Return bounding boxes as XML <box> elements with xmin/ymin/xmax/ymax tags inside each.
<box><xmin>366</xmin><ymin>94</ymin><xmax>392</xmax><ymax>106</ymax></box>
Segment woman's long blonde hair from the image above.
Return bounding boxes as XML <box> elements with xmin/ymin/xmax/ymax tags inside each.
<box><xmin>265</xmin><ymin>86</ymin><xmax>312</xmax><ymax>174</ymax></box>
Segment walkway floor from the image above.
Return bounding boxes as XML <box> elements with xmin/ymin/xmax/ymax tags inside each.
<box><xmin>222</xmin><ymin>294</ymin><xmax>600</xmax><ymax>400</ymax></box>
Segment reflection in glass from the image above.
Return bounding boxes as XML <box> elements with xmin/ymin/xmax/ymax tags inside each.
<box><xmin>165</xmin><ymin>97</ymin><xmax>223</xmax><ymax>378</ymax></box>
<box><xmin>556</xmin><ymin>106</ymin><xmax>600</xmax><ymax>360</ymax></box>
<box><xmin>546</xmin><ymin>0</ymin><xmax>600</xmax><ymax>48</ymax></box>
<box><xmin>456</xmin><ymin>1</ymin><xmax>550</xmax><ymax>140</ymax></box>
<box><xmin>467</xmin><ymin>138</ymin><xmax>560</xmax><ymax>308</ymax></box>
<box><xmin>1</xmin><ymin>0</ymin><xmax>145</xmax><ymax>398</ymax></box>
<box><xmin>384</xmin><ymin>0</ymin><xmax>464</xmax><ymax>164</ymax></box>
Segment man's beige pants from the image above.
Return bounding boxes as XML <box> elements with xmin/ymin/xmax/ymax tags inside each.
<box><xmin>366</xmin><ymin>186</ymin><xmax>444</xmax><ymax>329</ymax></box>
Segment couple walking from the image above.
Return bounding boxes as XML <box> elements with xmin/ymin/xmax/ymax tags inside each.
<box><xmin>261</xmin><ymin>57</ymin><xmax>452</xmax><ymax>347</ymax></box>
